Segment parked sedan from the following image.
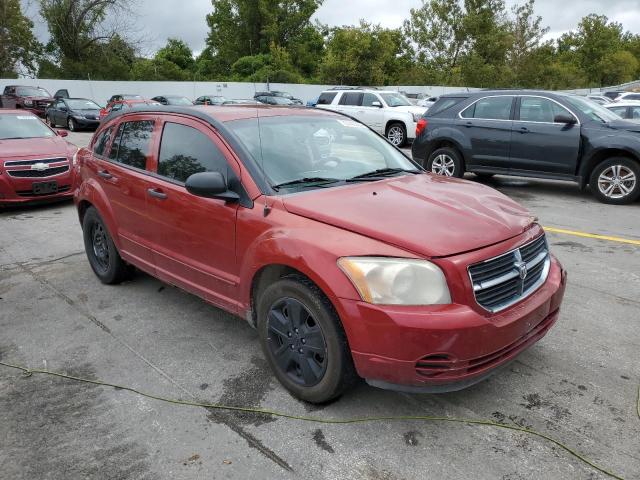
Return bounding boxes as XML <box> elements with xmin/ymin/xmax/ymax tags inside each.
<box><xmin>0</xmin><ymin>110</ymin><xmax>77</xmax><ymax>206</ymax></box>
<box><xmin>194</xmin><ymin>95</ymin><xmax>227</xmax><ymax>106</ymax></box>
<box><xmin>99</xmin><ymin>99</ymin><xmax>161</xmax><ymax>120</ymax></box>
<box><xmin>413</xmin><ymin>90</ymin><xmax>640</xmax><ymax>204</ymax></box>
<box><xmin>586</xmin><ymin>94</ymin><xmax>612</xmax><ymax>105</ymax></box>
<box><xmin>74</xmin><ymin>105</ymin><xmax>566</xmax><ymax>403</ymax></box>
<box><xmin>151</xmin><ymin>95</ymin><xmax>194</xmax><ymax>106</ymax></box>
<box><xmin>605</xmin><ymin>102</ymin><xmax>640</xmax><ymax>121</ymax></box>
<box><xmin>46</xmin><ymin>98</ymin><xmax>102</xmax><ymax>131</ymax></box>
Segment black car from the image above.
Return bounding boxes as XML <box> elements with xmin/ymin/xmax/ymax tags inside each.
<box><xmin>46</xmin><ymin>97</ymin><xmax>102</xmax><ymax>131</ymax></box>
<box><xmin>253</xmin><ymin>91</ymin><xmax>303</xmax><ymax>105</ymax></box>
<box><xmin>194</xmin><ymin>95</ymin><xmax>227</xmax><ymax>105</ymax></box>
<box><xmin>412</xmin><ymin>90</ymin><xmax>640</xmax><ymax>204</ymax></box>
<box><xmin>151</xmin><ymin>95</ymin><xmax>194</xmax><ymax>106</ymax></box>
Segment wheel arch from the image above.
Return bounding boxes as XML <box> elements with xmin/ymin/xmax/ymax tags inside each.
<box><xmin>580</xmin><ymin>148</ymin><xmax>640</xmax><ymax>187</ymax></box>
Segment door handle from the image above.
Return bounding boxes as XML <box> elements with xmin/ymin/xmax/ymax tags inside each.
<box><xmin>464</xmin><ymin>121</ymin><xmax>473</xmax><ymax>127</ymax></box>
<box><xmin>97</xmin><ymin>170</ymin><xmax>113</xmax><ymax>179</ymax></box>
<box><xmin>519</xmin><ymin>127</ymin><xmax>529</xmax><ymax>134</ymax></box>
<box><xmin>147</xmin><ymin>188</ymin><xmax>168</xmax><ymax>200</ymax></box>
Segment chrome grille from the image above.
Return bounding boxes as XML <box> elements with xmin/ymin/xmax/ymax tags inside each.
<box><xmin>4</xmin><ymin>157</ymin><xmax>67</xmax><ymax>167</ymax></box>
<box><xmin>468</xmin><ymin>234</ymin><xmax>550</xmax><ymax>312</ymax></box>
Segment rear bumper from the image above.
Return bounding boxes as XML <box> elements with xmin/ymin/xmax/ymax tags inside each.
<box><xmin>341</xmin><ymin>256</ymin><xmax>567</xmax><ymax>392</ymax></box>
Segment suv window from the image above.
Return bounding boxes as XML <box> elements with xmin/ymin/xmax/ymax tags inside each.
<box><xmin>608</xmin><ymin>106</ymin><xmax>627</xmax><ymax>117</ymax></box>
<box><xmin>632</xmin><ymin>106</ymin><xmax>640</xmax><ymax>119</ymax></box>
<box><xmin>361</xmin><ymin>93</ymin><xmax>379</xmax><ymax>107</ymax></box>
<box><xmin>158</xmin><ymin>122</ymin><xmax>229</xmax><ymax>183</ymax></box>
<box><xmin>625</xmin><ymin>94</ymin><xmax>640</xmax><ymax>101</ymax></box>
<box><xmin>519</xmin><ymin>97</ymin><xmax>571</xmax><ymax>123</ymax></box>
<box><xmin>428</xmin><ymin>96</ymin><xmax>468</xmax><ymax>116</ymax></box>
<box><xmin>317</xmin><ymin>92</ymin><xmax>337</xmax><ymax>105</ymax></box>
<box><xmin>93</xmin><ymin>127</ymin><xmax>113</xmax><ymax>156</ymax></box>
<box><xmin>108</xmin><ymin>120</ymin><xmax>154</xmax><ymax>169</ymax></box>
<box><xmin>339</xmin><ymin>92</ymin><xmax>362</xmax><ymax>106</ymax></box>
<box><xmin>462</xmin><ymin>96</ymin><xmax>513</xmax><ymax>120</ymax></box>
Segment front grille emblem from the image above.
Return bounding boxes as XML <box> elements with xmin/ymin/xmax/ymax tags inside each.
<box><xmin>515</xmin><ymin>261</ymin><xmax>528</xmax><ymax>280</ymax></box>
<box><xmin>31</xmin><ymin>162</ymin><xmax>49</xmax><ymax>172</ymax></box>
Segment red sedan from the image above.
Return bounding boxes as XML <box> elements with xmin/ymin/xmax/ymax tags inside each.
<box><xmin>0</xmin><ymin>110</ymin><xmax>77</xmax><ymax>206</ymax></box>
<box><xmin>74</xmin><ymin>105</ymin><xmax>566</xmax><ymax>403</ymax></box>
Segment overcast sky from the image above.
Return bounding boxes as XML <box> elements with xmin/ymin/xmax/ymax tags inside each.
<box><xmin>23</xmin><ymin>0</ymin><xmax>640</xmax><ymax>55</ymax></box>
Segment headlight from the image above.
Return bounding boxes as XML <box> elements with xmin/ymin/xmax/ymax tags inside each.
<box><xmin>24</xmin><ymin>100</ymin><xmax>34</xmax><ymax>107</ymax></box>
<box><xmin>412</xmin><ymin>113</ymin><xmax>422</xmax><ymax>122</ymax></box>
<box><xmin>338</xmin><ymin>257</ymin><xmax>451</xmax><ymax>305</ymax></box>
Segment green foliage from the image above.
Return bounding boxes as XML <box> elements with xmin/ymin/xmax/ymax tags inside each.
<box><xmin>0</xmin><ymin>0</ymin><xmax>42</xmax><ymax>77</ymax></box>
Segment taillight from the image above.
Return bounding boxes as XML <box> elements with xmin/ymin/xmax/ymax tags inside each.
<box><xmin>416</xmin><ymin>118</ymin><xmax>428</xmax><ymax>137</ymax></box>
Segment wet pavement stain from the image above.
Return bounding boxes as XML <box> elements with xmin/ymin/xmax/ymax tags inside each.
<box><xmin>312</xmin><ymin>429</ymin><xmax>335</xmax><ymax>453</ymax></box>
<box><xmin>403</xmin><ymin>431</ymin><xmax>422</xmax><ymax>447</ymax></box>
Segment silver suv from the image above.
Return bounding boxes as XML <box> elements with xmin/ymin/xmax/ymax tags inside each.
<box><xmin>316</xmin><ymin>88</ymin><xmax>427</xmax><ymax>147</ymax></box>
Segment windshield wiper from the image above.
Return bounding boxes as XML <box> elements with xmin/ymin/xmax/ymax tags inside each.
<box><xmin>271</xmin><ymin>177</ymin><xmax>341</xmax><ymax>191</ymax></box>
<box><xmin>347</xmin><ymin>168</ymin><xmax>420</xmax><ymax>181</ymax></box>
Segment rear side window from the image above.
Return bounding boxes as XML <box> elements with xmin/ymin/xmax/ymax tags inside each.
<box><xmin>93</xmin><ymin>127</ymin><xmax>113</xmax><ymax>156</ymax></box>
<box><xmin>428</xmin><ymin>97</ymin><xmax>468</xmax><ymax>116</ymax></box>
<box><xmin>158</xmin><ymin>122</ymin><xmax>229</xmax><ymax>183</ymax></box>
<box><xmin>317</xmin><ymin>92</ymin><xmax>337</xmax><ymax>105</ymax></box>
<box><xmin>462</xmin><ymin>96</ymin><xmax>513</xmax><ymax>120</ymax></box>
<box><xmin>339</xmin><ymin>92</ymin><xmax>362</xmax><ymax>106</ymax></box>
<box><xmin>108</xmin><ymin>120</ymin><xmax>154</xmax><ymax>169</ymax></box>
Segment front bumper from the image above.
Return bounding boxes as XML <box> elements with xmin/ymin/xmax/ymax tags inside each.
<box><xmin>73</xmin><ymin>117</ymin><xmax>100</xmax><ymax>129</ymax></box>
<box><xmin>0</xmin><ymin>169</ymin><xmax>75</xmax><ymax>206</ymax></box>
<box><xmin>340</xmin><ymin>256</ymin><xmax>567</xmax><ymax>392</ymax></box>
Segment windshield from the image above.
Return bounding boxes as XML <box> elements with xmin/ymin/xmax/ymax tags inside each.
<box><xmin>564</xmin><ymin>95</ymin><xmax>620</xmax><ymax>123</ymax></box>
<box><xmin>167</xmin><ymin>96</ymin><xmax>193</xmax><ymax>105</ymax></box>
<box><xmin>0</xmin><ymin>114</ymin><xmax>55</xmax><ymax>139</ymax></box>
<box><xmin>16</xmin><ymin>87</ymin><xmax>51</xmax><ymax>97</ymax></box>
<box><xmin>66</xmin><ymin>99</ymin><xmax>100</xmax><ymax>110</ymax></box>
<box><xmin>380</xmin><ymin>93</ymin><xmax>412</xmax><ymax>107</ymax></box>
<box><xmin>226</xmin><ymin>115</ymin><xmax>418</xmax><ymax>192</ymax></box>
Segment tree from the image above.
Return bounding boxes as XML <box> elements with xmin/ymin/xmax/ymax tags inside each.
<box><xmin>155</xmin><ymin>38</ymin><xmax>195</xmax><ymax>71</ymax></box>
<box><xmin>0</xmin><ymin>0</ymin><xmax>41</xmax><ymax>77</ymax></box>
<box><xmin>507</xmin><ymin>0</ymin><xmax>549</xmax><ymax>86</ymax></box>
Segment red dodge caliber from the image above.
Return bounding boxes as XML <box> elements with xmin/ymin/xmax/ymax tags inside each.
<box><xmin>0</xmin><ymin>110</ymin><xmax>78</xmax><ymax>206</ymax></box>
<box><xmin>75</xmin><ymin>106</ymin><xmax>566</xmax><ymax>403</ymax></box>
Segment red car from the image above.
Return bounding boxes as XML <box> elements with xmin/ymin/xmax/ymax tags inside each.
<box><xmin>99</xmin><ymin>99</ymin><xmax>160</xmax><ymax>120</ymax></box>
<box><xmin>74</xmin><ymin>105</ymin><xmax>567</xmax><ymax>403</ymax></box>
<box><xmin>0</xmin><ymin>85</ymin><xmax>55</xmax><ymax>117</ymax></box>
<box><xmin>0</xmin><ymin>110</ymin><xmax>78</xmax><ymax>206</ymax></box>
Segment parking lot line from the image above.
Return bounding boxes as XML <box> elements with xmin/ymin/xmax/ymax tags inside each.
<box><xmin>544</xmin><ymin>226</ymin><xmax>640</xmax><ymax>246</ymax></box>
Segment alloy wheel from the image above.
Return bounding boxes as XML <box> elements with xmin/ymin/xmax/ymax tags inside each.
<box><xmin>68</xmin><ymin>117</ymin><xmax>75</xmax><ymax>131</ymax></box>
<box><xmin>431</xmin><ymin>154</ymin><xmax>456</xmax><ymax>176</ymax></box>
<box><xmin>387</xmin><ymin>126</ymin><xmax>404</xmax><ymax>146</ymax></box>
<box><xmin>91</xmin><ymin>223</ymin><xmax>110</xmax><ymax>272</ymax></box>
<box><xmin>266</xmin><ymin>297</ymin><xmax>328</xmax><ymax>387</ymax></box>
<box><xmin>597</xmin><ymin>165</ymin><xmax>636</xmax><ymax>200</ymax></box>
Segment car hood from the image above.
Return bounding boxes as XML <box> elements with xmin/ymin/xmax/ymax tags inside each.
<box><xmin>281</xmin><ymin>174</ymin><xmax>534</xmax><ymax>258</ymax></box>
<box><xmin>0</xmin><ymin>136</ymin><xmax>70</xmax><ymax>160</ymax></box>
<box><xmin>390</xmin><ymin>105</ymin><xmax>429</xmax><ymax>116</ymax></box>
<box><xmin>606</xmin><ymin>119</ymin><xmax>640</xmax><ymax>133</ymax></box>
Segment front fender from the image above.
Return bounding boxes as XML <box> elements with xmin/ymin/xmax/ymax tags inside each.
<box><xmin>76</xmin><ymin>175</ymin><xmax>121</xmax><ymax>250</ymax></box>
<box><xmin>578</xmin><ymin>128</ymin><xmax>640</xmax><ymax>182</ymax></box>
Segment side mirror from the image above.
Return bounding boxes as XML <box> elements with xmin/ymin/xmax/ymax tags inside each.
<box><xmin>371</xmin><ymin>101</ymin><xmax>382</xmax><ymax>108</ymax></box>
<box><xmin>185</xmin><ymin>172</ymin><xmax>239</xmax><ymax>202</ymax></box>
<box><xmin>56</xmin><ymin>129</ymin><xmax>68</xmax><ymax>137</ymax></box>
<box><xmin>554</xmin><ymin>114</ymin><xmax>577</xmax><ymax>124</ymax></box>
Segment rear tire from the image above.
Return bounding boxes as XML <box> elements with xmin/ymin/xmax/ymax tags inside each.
<box><xmin>589</xmin><ymin>157</ymin><xmax>640</xmax><ymax>205</ymax></box>
<box><xmin>82</xmin><ymin>207</ymin><xmax>133</xmax><ymax>284</ymax></box>
<box><xmin>426</xmin><ymin>147</ymin><xmax>464</xmax><ymax>178</ymax></box>
<box><xmin>257</xmin><ymin>275</ymin><xmax>358</xmax><ymax>403</ymax></box>
<box><xmin>386</xmin><ymin>122</ymin><xmax>407</xmax><ymax>147</ymax></box>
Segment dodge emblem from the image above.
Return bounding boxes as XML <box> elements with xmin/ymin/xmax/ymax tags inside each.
<box><xmin>516</xmin><ymin>261</ymin><xmax>528</xmax><ymax>280</ymax></box>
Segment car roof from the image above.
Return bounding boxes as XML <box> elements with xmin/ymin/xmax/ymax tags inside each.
<box><xmin>64</xmin><ymin>97</ymin><xmax>95</xmax><ymax>101</ymax></box>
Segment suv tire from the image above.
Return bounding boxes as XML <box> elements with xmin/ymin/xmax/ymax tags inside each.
<box><xmin>82</xmin><ymin>207</ymin><xmax>133</xmax><ymax>284</ymax></box>
<box><xmin>426</xmin><ymin>147</ymin><xmax>464</xmax><ymax>178</ymax></box>
<box><xmin>589</xmin><ymin>157</ymin><xmax>640</xmax><ymax>205</ymax></box>
<box><xmin>257</xmin><ymin>275</ymin><xmax>358</xmax><ymax>403</ymax></box>
<box><xmin>386</xmin><ymin>122</ymin><xmax>407</xmax><ymax>147</ymax></box>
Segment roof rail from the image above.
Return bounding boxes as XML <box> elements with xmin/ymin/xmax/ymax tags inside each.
<box><xmin>328</xmin><ymin>86</ymin><xmax>381</xmax><ymax>91</ymax></box>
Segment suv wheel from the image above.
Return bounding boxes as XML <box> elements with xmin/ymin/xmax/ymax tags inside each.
<box><xmin>68</xmin><ymin>117</ymin><xmax>77</xmax><ymax>131</ymax></box>
<box><xmin>426</xmin><ymin>147</ymin><xmax>464</xmax><ymax>178</ymax></box>
<box><xmin>386</xmin><ymin>123</ymin><xmax>406</xmax><ymax>147</ymax></box>
<box><xmin>590</xmin><ymin>158</ymin><xmax>640</xmax><ymax>205</ymax></box>
<box><xmin>82</xmin><ymin>207</ymin><xmax>133</xmax><ymax>284</ymax></box>
<box><xmin>257</xmin><ymin>275</ymin><xmax>358</xmax><ymax>403</ymax></box>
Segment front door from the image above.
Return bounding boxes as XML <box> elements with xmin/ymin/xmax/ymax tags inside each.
<box><xmin>356</xmin><ymin>93</ymin><xmax>385</xmax><ymax>133</ymax></box>
<box><xmin>509</xmin><ymin>96</ymin><xmax>581</xmax><ymax>174</ymax></box>
<box><xmin>144</xmin><ymin>117</ymin><xmax>241</xmax><ymax>312</ymax></box>
<box><xmin>456</xmin><ymin>95</ymin><xmax>515</xmax><ymax>169</ymax></box>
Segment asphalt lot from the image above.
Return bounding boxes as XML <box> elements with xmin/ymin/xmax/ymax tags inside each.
<box><xmin>1</xmin><ymin>130</ymin><xmax>639</xmax><ymax>479</ymax></box>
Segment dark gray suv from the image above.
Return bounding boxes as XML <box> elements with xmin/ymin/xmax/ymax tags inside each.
<box><xmin>412</xmin><ymin>90</ymin><xmax>640</xmax><ymax>204</ymax></box>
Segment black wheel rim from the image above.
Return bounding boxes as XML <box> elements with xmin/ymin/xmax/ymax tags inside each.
<box><xmin>266</xmin><ymin>298</ymin><xmax>328</xmax><ymax>387</ymax></box>
<box><xmin>91</xmin><ymin>222</ymin><xmax>110</xmax><ymax>272</ymax></box>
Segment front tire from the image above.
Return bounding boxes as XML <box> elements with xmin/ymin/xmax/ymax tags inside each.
<box><xmin>68</xmin><ymin>117</ymin><xmax>77</xmax><ymax>131</ymax></box>
<box><xmin>47</xmin><ymin>115</ymin><xmax>56</xmax><ymax>127</ymax></box>
<box><xmin>589</xmin><ymin>157</ymin><xmax>640</xmax><ymax>205</ymax></box>
<box><xmin>257</xmin><ymin>275</ymin><xmax>358</xmax><ymax>403</ymax></box>
<box><xmin>426</xmin><ymin>147</ymin><xmax>464</xmax><ymax>178</ymax></box>
<box><xmin>82</xmin><ymin>207</ymin><xmax>133</xmax><ymax>284</ymax></box>
<box><xmin>386</xmin><ymin>122</ymin><xmax>407</xmax><ymax>147</ymax></box>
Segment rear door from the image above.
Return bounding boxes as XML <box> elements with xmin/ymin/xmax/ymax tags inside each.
<box><xmin>509</xmin><ymin>96</ymin><xmax>580</xmax><ymax>174</ymax></box>
<box><xmin>457</xmin><ymin>95</ymin><xmax>515</xmax><ymax>169</ymax></box>
<box><xmin>144</xmin><ymin>116</ymin><xmax>241</xmax><ymax>311</ymax></box>
<box><xmin>335</xmin><ymin>92</ymin><xmax>362</xmax><ymax>118</ymax></box>
<box><xmin>93</xmin><ymin>115</ymin><xmax>160</xmax><ymax>271</ymax></box>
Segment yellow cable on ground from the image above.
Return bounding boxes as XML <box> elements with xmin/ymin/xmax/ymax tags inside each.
<box><xmin>1</xmin><ymin>361</ymin><xmax>636</xmax><ymax>480</ymax></box>
<box><xmin>544</xmin><ymin>227</ymin><xmax>640</xmax><ymax>246</ymax></box>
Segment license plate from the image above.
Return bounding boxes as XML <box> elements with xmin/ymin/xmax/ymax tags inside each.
<box><xmin>32</xmin><ymin>181</ymin><xmax>58</xmax><ymax>195</ymax></box>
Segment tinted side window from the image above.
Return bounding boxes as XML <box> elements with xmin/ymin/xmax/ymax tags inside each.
<box><xmin>317</xmin><ymin>92</ymin><xmax>337</xmax><ymax>105</ymax></box>
<box><xmin>158</xmin><ymin>122</ymin><xmax>229</xmax><ymax>183</ymax></box>
<box><xmin>626</xmin><ymin>94</ymin><xmax>640</xmax><ymax>100</ymax></box>
<box><xmin>361</xmin><ymin>93</ymin><xmax>379</xmax><ymax>107</ymax></box>
<box><xmin>632</xmin><ymin>107</ymin><xmax>640</xmax><ymax>119</ymax></box>
<box><xmin>462</xmin><ymin>96</ymin><xmax>513</xmax><ymax>120</ymax></box>
<box><xmin>93</xmin><ymin>127</ymin><xmax>113</xmax><ymax>156</ymax></box>
<box><xmin>109</xmin><ymin>120</ymin><xmax>154</xmax><ymax>169</ymax></box>
<box><xmin>339</xmin><ymin>92</ymin><xmax>362</xmax><ymax>106</ymax></box>
<box><xmin>519</xmin><ymin>97</ymin><xmax>571</xmax><ymax>123</ymax></box>
<box><xmin>608</xmin><ymin>106</ymin><xmax>627</xmax><ymax>117</ymax></box>
<box><xmin>429</xmin><ymin>97</ymin><xmax>467</xmax><ymax>116</ymax></box>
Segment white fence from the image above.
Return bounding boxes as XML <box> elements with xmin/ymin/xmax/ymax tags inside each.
<box><xmin>0</xmin><ymin>78</ymin><xmax>481</xmax><ymax>105</ymax></box>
